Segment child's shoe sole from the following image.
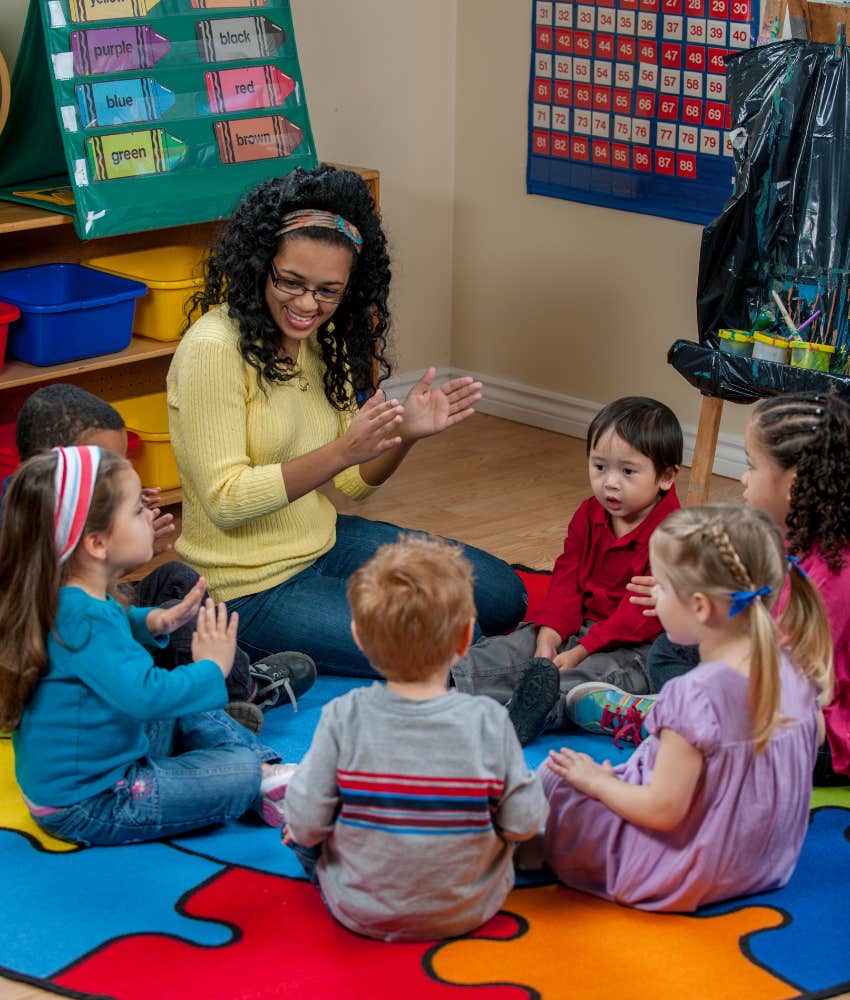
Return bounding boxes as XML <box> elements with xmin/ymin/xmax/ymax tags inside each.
<box><xmin>507</xmin><ymin>658</ymin><xmax>560</xmax><ymax>746</ymax></box>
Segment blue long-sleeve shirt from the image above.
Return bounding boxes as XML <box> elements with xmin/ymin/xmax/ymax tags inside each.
<box><xmin>13</xmin><ymin>586</ymin><xmax>227</xmax><ymax>806</ymax></box>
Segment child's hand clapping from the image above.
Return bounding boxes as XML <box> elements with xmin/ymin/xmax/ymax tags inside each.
<box><xmin>191</xmin><ymin>598</ymin><xmax>238</xmax><ymax>677</ymax></box>
<box><xmin>145</xmin><ymin>576</ymin><xmax>206</xmax><ymax>638</ymax></box>
<box><xmin>142</xmin><ymin>487</ymin><xmax>176</xmax><ymax>554</ymax></box>
<box><xmin>547</xmin><ymin>746</ymin><xmax>614</xmax><ymax>798</ymax></box>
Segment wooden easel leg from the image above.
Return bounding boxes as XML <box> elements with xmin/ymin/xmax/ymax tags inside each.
<box><xmin>686</xmin><ymin>395</ymin><xmax>724</xmax><ymax>505</ymax></box>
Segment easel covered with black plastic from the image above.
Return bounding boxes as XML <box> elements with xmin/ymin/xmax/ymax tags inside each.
<box><xmin>672</xmin><ymin>1</ymin><xmax>850</xmax><ymax>502</ymax></box>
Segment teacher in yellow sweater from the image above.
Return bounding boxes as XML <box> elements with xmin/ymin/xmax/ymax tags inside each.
<box><xmin>167</xmin><ymin>165</ymin><xmax>526</xmax><ymax>677</ymax></box>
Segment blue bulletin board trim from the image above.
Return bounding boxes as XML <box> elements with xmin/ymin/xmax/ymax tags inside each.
<box><xmin>526</xmin><ymin>150</ymin><xmax>733</xmax><ymax>226</ymax></box>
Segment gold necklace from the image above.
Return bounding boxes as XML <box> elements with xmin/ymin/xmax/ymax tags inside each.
<box><xmin>277</xmin><ymin>355</ymin><xmax>309</xmax><ymax>390</ymax></box>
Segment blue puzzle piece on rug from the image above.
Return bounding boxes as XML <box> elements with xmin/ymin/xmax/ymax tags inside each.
<box><xmin>0</xmin><ymin>829</ymin><xmax>232</xmax><ymax>978</ymax></box>
<box><xmin>253</xmin><ymin>675</ymin><xmax>372</xmax><ymax>761</ymax></box>
<box><xmin>524</xmin><ymin>729</ymin><xmax>633</xmax><ymax>771</ymax></box>
<box><xmin>705</xmin><ymin>806</ymin><xmax>850</xmax><ymax>994</ymax></box>
<box><xmin>172</xmin><ymin>815</ymin><xmax>308</xmax><ymax>879</ymax></box>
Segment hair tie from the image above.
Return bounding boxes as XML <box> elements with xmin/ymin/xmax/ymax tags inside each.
<box><xmin>276</xmin><ymin>209</ymin><xmax>363</xmax><ymax>251</ymax></box>
<box><xmin>53</xmin><ymin>446</ymin><xmax>101</xmax><ymax>564</ymax></box>
<box><xmin>729</xmin><ymin>584</ymin><xmax>771</xmax><ymax>618</ymax></box>
<box><xmin>787</xmin><ymin>554</ymin><xmax>809</xmax><ymax>579</ymax></box>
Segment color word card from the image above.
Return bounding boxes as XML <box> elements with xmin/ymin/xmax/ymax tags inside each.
<box><xmin>526</xmin><ymin>0</ymin><xmax>758</xmax><ymax>224</ymax></box>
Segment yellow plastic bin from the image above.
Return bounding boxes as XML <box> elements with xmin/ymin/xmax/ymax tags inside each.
<box><xmin>88</xmin><ymin>246</ymin><xmax>205</xmax><ymax>342</ymax></box>
<box><xmin>790</xmin><ymin>340</ymin><xmax>835</xmax><ymax>372</ymax></box>
<box><xmin>112</xmin><ymin>392</ymin><xmax>180</xmax><ymax>490</ymax></box>
<box><xmin>752</xmin><ymin>332</ymin><xmax>791</xmax><ymax>365</ymax></box>
<box><xmin>718</xmin><ymin>329</ymin><xmax>755</xmax><ymax>357</ymax></box>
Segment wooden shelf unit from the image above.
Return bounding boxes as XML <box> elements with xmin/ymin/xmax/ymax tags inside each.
<box><xmin>0</xmin><ymin>165</ymin><xmax>380</xmax><ymax>500</ymax></box>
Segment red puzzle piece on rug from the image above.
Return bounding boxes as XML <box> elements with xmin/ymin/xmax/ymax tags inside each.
<box><xmin>54</xmin><ymin>868</ymin><xmax>530</xmax><ymax>1000</ymax></box>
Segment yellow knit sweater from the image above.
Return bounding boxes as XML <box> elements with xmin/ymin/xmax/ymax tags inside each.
<box><xmin>166</xmin><ymin>307</ymin><xmax>374</xmax><ymax>602</ymax></box>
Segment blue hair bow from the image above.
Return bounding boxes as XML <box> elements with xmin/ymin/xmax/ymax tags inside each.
<box><xmin>787</xmin><ymin>554</ymin><xmax>809</xmax><ymax>579</ymax></box>
<box><xmin>729</xmin><ymin>585</ymin><xmax>772</xmax><ymax>618</ymax></box>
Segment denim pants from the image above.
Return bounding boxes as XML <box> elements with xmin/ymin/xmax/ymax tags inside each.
<box><xmin>34</xmin><ymin>710</ymin><xmax>279</xmax><ymax>847</ymax></box>
<box><xmin>645</xmin><ymin>632</ymin><xmax>701</xmax><ymax>692</ymax></box>
<box><xmin>228</xmin><ymin>515</ymin><xmax>528</xmax><ymax>678</ymax></box>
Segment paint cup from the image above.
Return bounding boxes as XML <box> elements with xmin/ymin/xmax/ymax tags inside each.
<box><xmin>790</xmin><ymin>340</ymin><xmax>835</xmax><ymax>372</ymax></box>
<box><xmin>718</xmin><ymin>329</ymin><xmax>754</xmax><ymax>357</ymax></box>
<box><xmin>752</xmin><ymin>332</ymin><xmax>791</xmax><ymax>364</ymax></box>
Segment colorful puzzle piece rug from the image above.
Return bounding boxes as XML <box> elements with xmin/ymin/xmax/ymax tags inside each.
<box><xmin>0</xmin><ymin>569</ymin><xmax>848</xmax><ymax>999</ymax></box>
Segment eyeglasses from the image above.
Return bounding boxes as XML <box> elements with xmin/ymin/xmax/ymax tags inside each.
<box><xmin>269</xmin><ymin>261</ymin><xmax>347</xmax><ymax>305</ymax></box>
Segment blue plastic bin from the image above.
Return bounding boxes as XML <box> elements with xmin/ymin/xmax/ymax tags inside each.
<box><xmin>0</xmin><ymin>263</ymin><xmax>147</xmax><ymax>366</ymax></box>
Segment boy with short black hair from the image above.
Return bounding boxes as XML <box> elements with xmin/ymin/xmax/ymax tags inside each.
<box><xmin>283</xmin><ymin>534</ymin><xmax>548</xmax><ymax>942</ymax></box>
<box><xmin>451</xmin><ymin>396</ymin><xmax>683</xmax><ymax>745</ymax></box>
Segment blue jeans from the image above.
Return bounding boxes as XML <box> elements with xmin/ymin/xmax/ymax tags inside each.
<box><xmin>646</xmin><ymin>632</ymin><xmax>701</xmax><ymax>692</ymax></box>
<box><xmin>34</xmin><ymin>710</ymin><xmax>278</xmax><ymax>847</ymax></box>
<box><xmin>289</xmin><ymin>840</ymin><xmax>322</xmax><ymax>885</ymax></box>
<box><xmin>229</xmin><ymin>515</ymin><xmax>528</xmax><ymax>677</ymax></box>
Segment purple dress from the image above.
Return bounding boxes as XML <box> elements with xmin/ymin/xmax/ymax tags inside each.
<box><xmin>540</xmin><ymin>655</ymin><xmax>818</xmax><ymax>911</ymax></box>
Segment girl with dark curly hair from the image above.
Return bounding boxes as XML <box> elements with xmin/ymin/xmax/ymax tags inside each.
<box><xmin>167</xmin><ymin>165</ymin><xmax>526</xmax><ymax>679</ymax></box>
<box><xmin>571</xmin><ymin>392</ymin><xmax>850</xmax><ymax>787</ymax></box>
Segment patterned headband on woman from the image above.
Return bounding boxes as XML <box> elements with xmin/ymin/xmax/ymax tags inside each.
<box><xmin>53</xmin><ymin>445</ymin><xmax>101</xmax><ymax>564</ymax></box>
<box><xmin>276</xmin><ymin>209</ymin><xmax>363</xmax><ymax>251</ymax></box>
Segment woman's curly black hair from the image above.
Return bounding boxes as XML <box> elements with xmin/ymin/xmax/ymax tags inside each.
<box><xmin>187</xmin><ymin>165</ymin><xmax>392</xmax><ymax>409</ymax></box>
<box><xmin>752</xmin><ymin>392</ymin><xmax>850</xmax><ymax>571</ymax></box>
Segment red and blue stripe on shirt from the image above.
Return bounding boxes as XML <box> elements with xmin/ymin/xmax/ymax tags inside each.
<box><xmin>337</xmin><ymin>769</ymin><xmax>504</xmax><ymax>836</ymax></box>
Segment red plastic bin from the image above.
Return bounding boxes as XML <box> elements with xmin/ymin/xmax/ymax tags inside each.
<box><xmin>0</xmin><ymin>301</ymin><xmax>20</xmax><ymax>371</ymax></box>
<box><xmin>0</xmin><ymin>421</ymin><xmax>18</xmax><ymax>482</ymax></box>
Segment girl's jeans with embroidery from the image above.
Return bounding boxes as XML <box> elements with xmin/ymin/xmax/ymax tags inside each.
<box><xmin>34</xmin><ymin>710</ymin><xmax>278</xmax><ymax>846</ymax></box>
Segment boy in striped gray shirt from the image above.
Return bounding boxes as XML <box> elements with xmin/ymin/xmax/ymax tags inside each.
<box><xmin>283</xmin><ymin>535</ymin><xmax>548</xmax><ymax>942</ymax></box>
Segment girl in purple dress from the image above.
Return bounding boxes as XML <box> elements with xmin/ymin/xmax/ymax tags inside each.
<box><xmin>540</xmin><ymin>503</ymin><xmax>833</xmax><ymax>912</ymax></box>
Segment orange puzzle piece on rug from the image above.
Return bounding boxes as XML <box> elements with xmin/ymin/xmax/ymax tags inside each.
<box><xmin>430</xmin><ymin>884</ymin><xmax>794</xmax><ymax>1000</ymax></box>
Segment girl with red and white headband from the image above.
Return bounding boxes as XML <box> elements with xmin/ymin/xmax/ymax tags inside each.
<box><xmin>0</xmin><ymin>446</ymin><xmax>294</xmax><ymax>845</ymax></box>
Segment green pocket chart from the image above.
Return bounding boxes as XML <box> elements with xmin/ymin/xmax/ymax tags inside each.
<box><xmin>0</xmin><ymin>0</ymin><xmax>317</xmax><ymax>239</ymax></box>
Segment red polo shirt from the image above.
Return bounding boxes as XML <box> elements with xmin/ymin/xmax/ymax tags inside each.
<box><xmin>533</xmin><ymin>486</ymin><xmax>681</xmax><ymax>655</ymax></box>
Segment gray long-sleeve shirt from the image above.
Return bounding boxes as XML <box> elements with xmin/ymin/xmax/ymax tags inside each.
<box><xmin>285</xmin><ymin>684</ymin><xmax>549</xmax><ymax>941</ymax></box>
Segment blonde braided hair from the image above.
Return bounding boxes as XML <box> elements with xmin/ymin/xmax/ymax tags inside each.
<box><xmin>652</xmin><ymin>503</ymin><xmax>832</xmax><ymax>753</ymax></box>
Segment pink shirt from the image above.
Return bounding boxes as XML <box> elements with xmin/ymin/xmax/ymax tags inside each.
<box><xmin>774</xmin><ymin>545</ymin><xmax>850</xmax><ymax>777</ymax></box>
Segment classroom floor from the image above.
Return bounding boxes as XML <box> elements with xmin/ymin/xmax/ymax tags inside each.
<box><xmin>2</xmin><ymin>413</ymin><xmax>821</xmax><ymax>1000</ymax></box>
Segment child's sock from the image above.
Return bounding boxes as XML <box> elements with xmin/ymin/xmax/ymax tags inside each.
<box><xmin>258</xmin><ymin>762</ymin><xmax>298</xmax><ymax>828</ymax></box>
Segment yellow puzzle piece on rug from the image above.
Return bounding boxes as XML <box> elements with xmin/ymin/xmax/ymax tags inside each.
<box><xmin>0</xmin><ymin>739</ymin><xmax>77</xmax><ymax>852</ymax></box>
<box><xmin>431</xmin><ymin>884</ymin><xmax>792</xmax><ymax>1000</ymax></box>
<box><xmin>811</xmin><ymin>785</ymin><xmax>850</xmax><ymax>809</ymax></box>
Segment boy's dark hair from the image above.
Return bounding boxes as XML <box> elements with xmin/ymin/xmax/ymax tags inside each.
<box><xmin>16</xmin><ymin>385</ymin><xmax>124</xmax><ymax>461</ymax></box>
<box><xmin>587</xmin><ymin>396</ymin><xmax>683</xmax><ymax>478</ymax></box>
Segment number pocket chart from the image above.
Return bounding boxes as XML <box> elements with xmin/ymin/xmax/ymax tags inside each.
<box><xmin>526</xmin><ymin>0</ymin><xmax>758</xmax><ymax>225</ymax></box>
<box><xmin>0</xmin><ymin>0</ymin><xmax>317</xmax><ymax>239</ymax></box>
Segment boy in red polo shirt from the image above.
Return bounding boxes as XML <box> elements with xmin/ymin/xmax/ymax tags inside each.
<box><xmin>451</xmin><ymin>396</ymin><xmax>682</xmax><ymax>744</ymax></box>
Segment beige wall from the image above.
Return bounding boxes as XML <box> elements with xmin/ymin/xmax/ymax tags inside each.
<box><xmin>453</xmin><ymin>0</ymin><xmax>748</xmax><ymax>437</ymax></box>
<box><xmin>292</xmin><ymin>0</ymin><xmax>457</xmax><ymax>373</ymax></box>
<box><xmin>0</xmin><ymin>0</ymin><xmax>748</xmax><ymax>435</ymax></box>
<box><xmin>0</xmin><ymin>3</ymin><xmax>26</xmax><ymax>71</ymax></box>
